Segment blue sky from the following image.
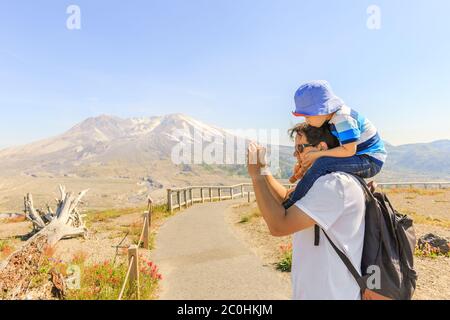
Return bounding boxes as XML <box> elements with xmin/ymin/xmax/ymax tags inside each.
<box><xmin>1</xmin><ymin>0</ymin><xmax>449</xmax><ymax>148</ymax></box>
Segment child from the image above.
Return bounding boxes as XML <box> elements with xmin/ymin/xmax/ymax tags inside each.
<box><xmin>283</xmin><ymin>80</ymin><xmax>387</xmax><ymax>209</ymax></box>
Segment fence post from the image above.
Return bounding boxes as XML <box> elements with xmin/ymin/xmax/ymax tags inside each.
<box><xmin>230</xmin><ymin>187</ymin><xmax>234</xmax><ymax>199</ymax></box>
<box><xmin>184</xmin><ymin>189</ymin><xmax>188</xmax><ymax>208</ymax></box>
<box><xmin>143</xmin><ymin>212</ymin><xmax>149</xmax><ymax>250</ymax></box>
<box><xmin>167</xmin><ymin>190</ymin><xmax>173</xmax><ymax>214</ymax></box>
<box><xmin>248</xmin><ymin>191</ymin><xmax>251</xmax><ymax>203</ymax></box>
<box><xmin>201</xmin><ymin>188</ymin><xmax>205</xmax><ymax>203</ymax></box>
<box><xmin>190</xmin><ymin>188</ymin><xmax>193</xmax><ymax>205</ymax></box>
<box><xmin>241</xmin><ymin>185</ymin><xmax>244</xmax><ymax>198</ymax></box>
<box><xmin>218</xmin><ymin>188</ymin><xmax>222</xmax><ymax>201</ymax></box>
<box><xmin>147</xmin><ymin>196</ymin><xmax>153</xmax><ymax>232</ymax></box>
<box><xmin>187</xmin><ymin>188</ymin><xmax>190</xmax><ymax>206</ymax></box>
<box><xmin>177</xmin><ymin>191</ymin><xmax>181</xmax><ymax>210</ymax></box>
<box><xmin>128</xmin><ymin>245</ymin><xmax>140</xmax><ymax>299</ymax></box>
<box><xmin>209</xmin><ymin>188</ymin><xmax>212</xmax><ymax>202</ymax></box>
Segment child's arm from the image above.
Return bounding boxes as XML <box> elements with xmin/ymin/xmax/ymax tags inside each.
<box><xmin>318</xmin><ymin>142</ymin><xmax>357</xmax><ymax>158</ymax></box>
<box><xmin>302</xmin><ymin>142</ymin><xmax>357</xmax><ymax>168</ymax></box>
<box><xmin>289</xmin><ymin>162</ymin><xmax>303</xmax><ymax>183</ymax></box>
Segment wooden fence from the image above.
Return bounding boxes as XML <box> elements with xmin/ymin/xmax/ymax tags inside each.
<box><xmin>166</xmin><ymin>181</ymin><xmax>450</xmax><ymax>213</ymax></box>
<box><xmin>166</xmin><ymin>182</ymin><xmax>319</xmax><ymax>213</ymax></box>
<box><xmin>377</xmin><ymin>182</ymin><xmax>450</xmax><ymax>190</ymax></box>
<box><xmin>117</xmin><ymin>197</ymin><xmax>153</xmax><ymax>300</ymax></box>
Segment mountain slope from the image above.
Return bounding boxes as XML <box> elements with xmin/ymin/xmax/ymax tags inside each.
<box><xmin>374</xmin><ymin>140</ymin><xmax>450</xmax><ymax>182</ymax></box>
<box><xmin>0</xmin><ymin>114</ymin><xmax>448</xmax><ymax>182</ymax></box>
<box><xmin>0</xmin><ymin>114</ymin><xmax>258</xmax><ymax>193</ymax></box>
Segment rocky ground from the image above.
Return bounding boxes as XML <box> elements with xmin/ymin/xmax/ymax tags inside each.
<box><xmin>226</xmin><ymin>188</ymin><xmax>450</xmax><ymax>300</ymax></box>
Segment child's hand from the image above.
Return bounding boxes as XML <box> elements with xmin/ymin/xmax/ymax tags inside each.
<box><xmin>302</xmin><ymin>151</ymin><xmax>322</xmax><ymax>168</ymax></box>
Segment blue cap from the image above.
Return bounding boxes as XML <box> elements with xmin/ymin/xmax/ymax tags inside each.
<box><xmin>292</xmin><ymin>80</ymin><xmax>344</xmax><ymax>117</ymax></box>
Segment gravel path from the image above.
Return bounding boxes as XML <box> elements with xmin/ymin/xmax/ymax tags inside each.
<box><xmin>150</xmin><ymin>200</ymin><xmax>291</xmax><ymax>300</ymax></box>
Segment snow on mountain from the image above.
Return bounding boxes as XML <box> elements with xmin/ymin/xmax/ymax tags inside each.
<box><xmin>0</xmin><ymin>113</ymin><xmax>242</xmax><ymax>176</ymax></box>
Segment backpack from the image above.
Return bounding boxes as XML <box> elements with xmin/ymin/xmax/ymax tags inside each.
<box><xmin>318</xmin><ymin>175</ymin><xmax>418</xmax><ymax>300</ymax></box>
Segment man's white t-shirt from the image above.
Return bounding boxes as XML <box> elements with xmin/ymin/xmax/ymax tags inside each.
<box><xmin>292</xmin><ymin>172</ymin><xmax>366</xmax><ymax>300</ymax></box>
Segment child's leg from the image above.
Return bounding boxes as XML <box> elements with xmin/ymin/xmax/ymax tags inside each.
<box><xmin>283</xmin><ymin>155</ymin><xmax>382</xmax><ymax>209</ymax></box>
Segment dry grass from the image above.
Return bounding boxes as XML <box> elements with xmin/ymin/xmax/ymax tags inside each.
<box><xmin>384</xmin><ymin>188</ymin><xmax>445</xmax><ymax>196</ymax></box>
<box><xmin>0</xmin><ymin>216</ymin><xmax>26</xmax><ymax>224</ymax></box>
<box><xmin>238</xmin><ymin>208</ymin><xmax>261</xmax><ymax>224</ymax></box>
<box><xmin>85</xmin><ymin>207</ymin><xmax>145</xmax><ymax>225</ymax></box>
<box><xmin>400</xmin><ymin>209</ymin><xmax>450</xmax><ymax>229</ymax></box>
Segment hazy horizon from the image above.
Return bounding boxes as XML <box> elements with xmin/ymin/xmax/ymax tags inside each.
<box><xmin>0</xmin><ymin>112</ymin><xmax>448</xmax><ymax>151</ymax></box>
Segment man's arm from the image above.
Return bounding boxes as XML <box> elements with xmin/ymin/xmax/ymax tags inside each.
<box><xmin>264</xmin><ymin>173</ymin><xmax>289</xmax><ymax>204</ymax></box>
<box><xmin>248</xmin><ymin>143</ymin><xmax>315</xmax><ymax>236</ymax></box>
<box><xmin>252</xmin><ymin>175</ymin><xmax>316</xmax><ymax>237</ymax></box>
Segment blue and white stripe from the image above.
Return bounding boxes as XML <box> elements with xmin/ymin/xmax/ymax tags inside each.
<box><xmin>329</xmin><ymin>105</ymin><xmax>387</xmax><ymax>164</ymax></box>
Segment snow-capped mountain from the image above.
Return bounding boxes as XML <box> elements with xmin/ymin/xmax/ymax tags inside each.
<box><xmin>0</xmin><ymin>113</ymin><xmax>252</xmax><ymax>178</ymax></box>
<box><xmin>0</xmin><ymin>113</ymin><xmax>263</xmax><ymax>211</ymax></box>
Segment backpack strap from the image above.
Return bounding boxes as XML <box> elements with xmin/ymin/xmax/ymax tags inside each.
<box><xmin>314</xmin><ymin>224</ymin><xmax>320</xmax><ymax>246</ymax></box>
<box><xmin>348</xmin><ymin>174</ymin><xmax>375</xmax><ymax>203</ymax></box>
<box><xmin>322</xmin><ymin>230</ymin><xmax>367</xmax><ymax>292</ymax></box>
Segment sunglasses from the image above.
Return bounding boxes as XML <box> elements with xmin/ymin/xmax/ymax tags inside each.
<box><xmin>295</xmin><ymin>143</ymin><xmax>316</xmax><ymax>154</ymax></box>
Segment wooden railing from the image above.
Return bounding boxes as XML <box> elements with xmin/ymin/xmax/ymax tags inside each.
<box><xmin>166</xmin><ymin>181</ymin><xmax>450</xmax><ymax>213</ymax></box>
<box><xmin>117</xmin><ymin>197</ymin><xmax>153</xmax><ymax>300</ymax></box>
<box><xmin>166</xmin><ymin>183</ymin><xmax>296</xmax><ymax>213</ymax></box>
<box><xmin>377</xmin><ymin>182</ymin><xmax>450</xmax><ymax>189</ymax></box>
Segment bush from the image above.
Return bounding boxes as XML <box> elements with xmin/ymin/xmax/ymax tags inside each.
<box><xmin>0</xmin><ymin>240</ymin><xmax>13</xmax><ymax>258</ymax></box>
<box><xmin>415</xmin><ymin>243</ymin><xmax>450</xmax><ymax>259</ymax></box>
<box><xmin>66</xmin><ymin>255</ymin><xmax>162</xmax><ymax>300</ymax></box>
<box><xmin>276</xmin><ymin>243</ymin><xmax>292</xmax><ymax>272</ymax></box>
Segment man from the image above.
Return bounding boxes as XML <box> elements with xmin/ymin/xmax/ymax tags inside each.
<box><xmin>247</xmin><ymin>123</ymin><xmax>366</xmax><ymax>300</ymax></box>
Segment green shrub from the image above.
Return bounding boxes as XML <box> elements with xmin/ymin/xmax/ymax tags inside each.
<box><xmin>276</xmin><ymin>243</ymin><xmax>292</xmax><ymax>272</ymax></box>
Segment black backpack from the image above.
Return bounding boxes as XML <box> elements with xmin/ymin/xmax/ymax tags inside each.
<box><xmin>318</xmin><ymin>176</ymin><xmax>418</xmax><ymax>300</ymax></box>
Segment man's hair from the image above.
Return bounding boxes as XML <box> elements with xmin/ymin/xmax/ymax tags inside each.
<box><xmin>288</xmin><ymin>121</ymin><xmax>340</xmax><ymax>149</ymax></box>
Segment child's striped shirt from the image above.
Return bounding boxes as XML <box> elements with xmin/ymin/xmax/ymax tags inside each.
<box><xmin>329</xmin><ymin>105</ymin><xmax>387</xmax><ymax>164</ymax></box>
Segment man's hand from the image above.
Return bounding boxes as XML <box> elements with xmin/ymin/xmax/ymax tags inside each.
<box><xmin>247</xmin><ymin>142</ymin><xmax>268</xmax><ymax>178</ymax></box>
<box><xmin>247</xmin><ymin>142</ymin><xmax>262</xmax><ymax>177</ymax></box>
